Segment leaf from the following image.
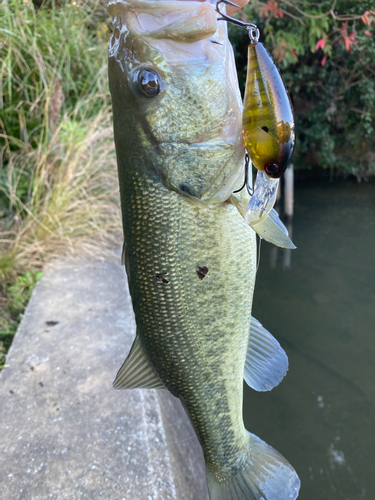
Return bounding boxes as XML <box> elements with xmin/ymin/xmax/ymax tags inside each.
<box><xmin>340</xmin><ymin>22</ymin><xmax>349</xmax><ymax>34</ymax></box>
<box><xmin>315</xmin><ymin>38</ymin><xmax>326</xmax><ymax>51</ymax></box>
<box><xmin>361</xmin><ymin>12</ymin><xmax>371</xmax><ymax>26</ymax></box>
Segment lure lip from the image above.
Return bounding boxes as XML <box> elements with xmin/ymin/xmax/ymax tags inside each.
<box><xmin>244</xmin><ymin>170</ymin><xmax>279</xmax><ymax>225</ymax></box>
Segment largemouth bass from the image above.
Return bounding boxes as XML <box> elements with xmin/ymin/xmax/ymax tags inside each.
<box><xmin>107</xmin><ymin>1</ymin><xmax>300</xmax><ymax>498</ymax></box>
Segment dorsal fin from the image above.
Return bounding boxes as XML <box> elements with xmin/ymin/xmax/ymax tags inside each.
<box><xmin>113</xmin><ymin>335</ymin><xmax>166</xmax><ymax>390</ymax></box>
<box><xmin>244</xmin><ymin>316</ymin><xmax>289</xmax><ymax>392</ymax></box>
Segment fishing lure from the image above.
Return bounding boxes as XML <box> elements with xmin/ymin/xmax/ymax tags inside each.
<box><xmin>217</xmin><ymin>0</ymin><xmax>295</xmax><ymax>225</ymax></box>
<box><xmin>243</xmin><ymin>37</ymin><xmax>295</xmax><ymax>180</ymax></box>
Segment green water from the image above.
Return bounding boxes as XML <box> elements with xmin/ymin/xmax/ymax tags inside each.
<box><xmin>244</xmin><ymin>180</ymin><xmax>375</xmax><ymax>500</ymax></box>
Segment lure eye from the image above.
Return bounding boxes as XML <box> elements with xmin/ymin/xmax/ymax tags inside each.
<box><xmin>265</xmin><ymin>163</ymin><xmax>280</xmax><ymax>177</ymax></box>
<box><xmin>138</xmin><ymin>68</ymin><xmax>161</xmax><ymax>97</ymax></box>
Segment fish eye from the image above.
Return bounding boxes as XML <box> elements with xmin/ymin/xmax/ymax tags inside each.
<box><xmin>138</xmin><ymin>68</ymin><xmax>161</xmax><ymax>98</ymax></box>
<box><xmin>265</xmin><ymin>163</ymin><xmax>280</xmax><ymax>177</ymax></box>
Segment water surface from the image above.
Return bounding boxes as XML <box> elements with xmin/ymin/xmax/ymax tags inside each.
<box><xmin>244</xmin><ymin>180</ymin><xmax>375</xmax><ymax>500</ymax></box>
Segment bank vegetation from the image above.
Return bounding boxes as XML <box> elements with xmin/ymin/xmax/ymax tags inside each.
<box><xmin>0</xmin><ymin>0</ymin><xmax>121</xmax><ymax>367</ymax></box>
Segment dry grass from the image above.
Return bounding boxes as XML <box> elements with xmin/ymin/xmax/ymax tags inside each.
<box><xmin>0</xmin><ymin>81</ymin><xmax>122</xmax><ymax>368</ymax></box>
<box><xmin>1</xmin><ymin>105</ymin><xmax>121</xmax><ymax>282</ymax></box>
<box><xmin>0</xmin><ymin>0</ymin><xmax>121</xmax><ymax>284</ymax></box>
<box><xmin>0</xmin><ymin>1</ymin><xmax>122</xmax><ymax>365</ymax></box>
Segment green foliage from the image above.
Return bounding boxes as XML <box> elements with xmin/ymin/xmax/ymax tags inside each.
<box><xmin>0</xmin><ymin>271</ymin><xmax>43</xmax><ymax>369</ymax></box>
<box><xmin>0</xmin><ymin>0</ymin><xmax>111</xmax><ymax>212</ymax></box>
<box><xmin>230</xmin><ymin>0</ymin><xmax>375</xmax><ymax>178</ymax></box>
<box><xmin>0</xmin><ymin>1</ymin><xmax>121</xmax><ymax>369</ymax></box>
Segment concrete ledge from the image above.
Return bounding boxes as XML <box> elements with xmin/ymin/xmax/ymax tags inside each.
<box><xmin>0</xmin><ymin>255</ymin><xmax>208</xmax><ymax>499</ymax></box>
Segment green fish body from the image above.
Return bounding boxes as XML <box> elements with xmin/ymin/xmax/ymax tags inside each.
<box><xmin>108</xmin><ymin>1</ymin><xmax>300</xmax><ymax>498</ymax></box>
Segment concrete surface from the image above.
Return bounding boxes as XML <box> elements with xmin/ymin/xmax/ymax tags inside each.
<box><xmin>0</xmin><ymin>255</ymin><xmax>208</xmax><ymax>500</ymax></box>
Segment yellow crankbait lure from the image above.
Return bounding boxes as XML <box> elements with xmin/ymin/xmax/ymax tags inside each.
<box><xmin>243</xmin><ymin>42</ymin><xmax>295</xmax><ymax>179</ymax></box>
<box><xmin>216</xmin><ymin>0</ymin><xmax>295</xmax><ymax>180</ymax></box>
<box><xmin>216</xmin><ymin>0</ymin><xmax>296</xmax><ymax>230</ymax></box>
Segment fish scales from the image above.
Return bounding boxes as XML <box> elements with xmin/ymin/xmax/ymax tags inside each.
<box><xmin>123</xmin><ymin>170</ymin><xmax>255</xmax><ymax>469</ymax></box>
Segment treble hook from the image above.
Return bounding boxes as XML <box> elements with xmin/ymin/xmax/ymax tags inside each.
<box><xmin>233</xmin><ymin>153</ymin><xmax>253</xmax><ymax>196</ymax></box>
<box><xmin>216</xmin><ymin>0</ymin><xmax>260</xmax><ymax>43</ymax></box>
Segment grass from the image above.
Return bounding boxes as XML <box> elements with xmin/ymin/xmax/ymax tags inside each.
<box><xmin>0</xmin><ymin>0</ymin><xmax>121</xmax><ymax>367</ymax></box>
<box><xmin>0</xmin><ymin>271</ymin><xmax>43</xmax><ymax>369</ymax></box>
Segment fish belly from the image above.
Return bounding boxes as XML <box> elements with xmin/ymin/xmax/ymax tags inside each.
<box><xmin>121</xmin><ymin>169</ymin><xmax>256</xmax><ymax>472</ymax></box>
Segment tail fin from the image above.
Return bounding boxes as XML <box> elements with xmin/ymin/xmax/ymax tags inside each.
<box><xmin>206</xmin><ymin>432</ymin><xmax>300</xmax><ymax>500</ymax></box>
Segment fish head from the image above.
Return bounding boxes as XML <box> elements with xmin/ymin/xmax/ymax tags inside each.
<box><xmin>108</xmin><ymin>0</ymin><xmax>245</xmax><ymax>203</ymax></box>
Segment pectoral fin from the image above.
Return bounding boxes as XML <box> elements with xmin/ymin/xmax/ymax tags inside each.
<box><xmin>229</xmin><ymin>194</ymin><xmax>296</xmax><ymax>249</ymax></box>
<box><xmin>251</xmin><ymin>208</ymin><xmax>296</xmax><ymax>249</ymax></box>
<box><xmin>244</xmin><ymin>316</ymin><xmax>288</xmax><ymax>392</ymax></box>
<box><xmin>113</xmin><ymin>335</ymin><xmax>166</xmax><ymax>390</ymax></box>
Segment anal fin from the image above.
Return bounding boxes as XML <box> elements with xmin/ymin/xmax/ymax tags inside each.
<box><xmin>113</xmin><ymin>335</ymin><xmax>166</xmax><ymax>390</ymax></box>
<box><xmin>244</xmin><ymin>316</ymin><xmax>288</xmax><ymax>392</ymax></box>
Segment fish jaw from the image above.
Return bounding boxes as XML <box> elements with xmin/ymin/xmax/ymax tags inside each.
<box><xmin>108</xmin><ymin>0</ymin><xmax>245</xmax><ymax>204</ymax></box>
